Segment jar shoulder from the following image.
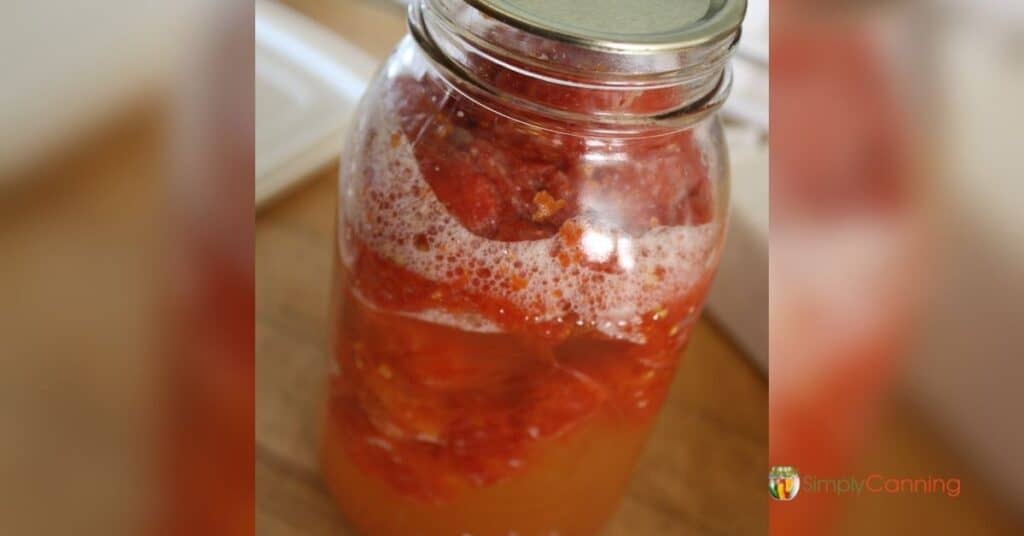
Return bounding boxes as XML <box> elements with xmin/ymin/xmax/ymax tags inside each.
<box><xmin>344</xmin><ymin>53</ymin><xmax>729</xmax><ymax>242</ymax></box>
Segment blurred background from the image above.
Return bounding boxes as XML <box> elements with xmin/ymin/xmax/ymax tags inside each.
<box><xmin>0</xmin><ymin>0</ymin><xmax>1022</xmax><ymax>535</ymax></box>
<box><xmin>0</xmin><ymin>1</ymin><xmax>252</xmax><ymax>535</ymax></box>
<box><xmin>771</xmin><ymin>0</ymin><xmax>1024</xmax><ymax>534</ymax></box>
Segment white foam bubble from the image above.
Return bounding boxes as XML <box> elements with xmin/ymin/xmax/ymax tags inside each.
<box><xmin>400</xmin><ymin>308</ymin><xmax>505</xmax><ymax>334</ymax></box>
<box><xmin>339</xmin><ymin>110</ymin><xmax>720</xmax><ymax>343</ymax></box>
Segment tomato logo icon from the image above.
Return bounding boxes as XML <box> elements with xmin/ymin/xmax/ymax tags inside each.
<box><xmin>769</xmin><ymin>466</ymin><xmax>800</xmax><ymax>501</ymax></box>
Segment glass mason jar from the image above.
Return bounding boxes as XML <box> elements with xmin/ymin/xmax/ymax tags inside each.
<box><xmin>323</xmin><ymin>1</ymin><xmax>745</xmax><ymax>534</ymax></box>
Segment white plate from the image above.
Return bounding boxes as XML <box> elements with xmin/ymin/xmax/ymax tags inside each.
<box><xmin>707</xmin><ymin>127</ymin><xmax>768</xmax><ymax>369</ymax></box>
<box><xmin>255</xmin><ymin>0</ymin><xmax>377</xmax><ymax>208</ymax></box>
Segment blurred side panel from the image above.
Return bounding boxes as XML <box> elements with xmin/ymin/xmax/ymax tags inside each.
<box><xmin>906</xmin><ymin>0</ymin><xmax>1024</xmax><ymax>519</ymax></box>
<box><xmin>162</xmin><ymin>1</ymin><xmax>254</xmax><ymax>535</ymax></box>
<box><xmin>771</xmin><ymin>0</ymin><xmax>1024</xmax><ymax>534</ymax></box>
<box><xmin>0</xmin><ymin>1</ymin><xmax>182</xmax><ymax>534</ymax></box>
<box><xmin>0</xmin><ymin>2</ymin><xmax>254</xmax><ymax>536</ymax></box>
<box><xmin>770</xmin><ymin>0</ymin><xmax>929</xmax><ymax>533</ymax></box>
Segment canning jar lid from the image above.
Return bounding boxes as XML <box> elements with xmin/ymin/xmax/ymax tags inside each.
<box><xmin>462</xmin><ymin>0</ymin><xmax>747</xmax><ymax>54</ymax></box>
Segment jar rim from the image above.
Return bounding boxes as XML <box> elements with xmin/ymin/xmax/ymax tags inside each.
<box><xmin>420</xmin><ymin>0</ymin><xmax>743</xmax><ymax>82</ymax></box>
<box><xmin>459</xmin><ymin>0</ymin><xmax>747</xmax><ymax>54</ymax></box>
